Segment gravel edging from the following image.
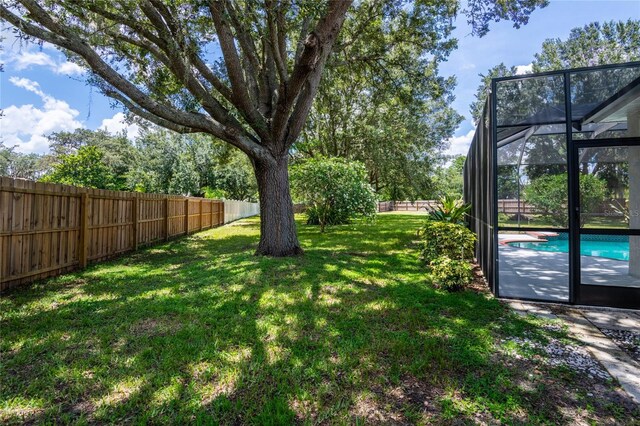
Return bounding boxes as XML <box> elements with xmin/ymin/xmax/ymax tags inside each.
<box><xmin>502</xmin><ymin>334</ymin><xmax>611</xmax><ymax>381</ymax></box>
<box><xmin>600</xmin><ymin>328</ymin><xmax>640</xmax><ymax>364</ymax></box>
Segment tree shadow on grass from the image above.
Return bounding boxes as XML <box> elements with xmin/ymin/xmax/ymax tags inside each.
<box><xmin>1</xmin><ymin>216</ymin><xmax>637</xmax><ymax>424</ymax></box>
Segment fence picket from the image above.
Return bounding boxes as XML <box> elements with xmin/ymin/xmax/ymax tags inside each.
<box><xmin>0</xmin><ymin>177</ymin><xmax>225</xmax><ymax>291</ymax></box>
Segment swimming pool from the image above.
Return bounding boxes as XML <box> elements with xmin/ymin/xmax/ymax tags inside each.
<box><xmin>507</xmin><ymin>239</ymin><xmax>629</xmax><ymax>261</ymax></box>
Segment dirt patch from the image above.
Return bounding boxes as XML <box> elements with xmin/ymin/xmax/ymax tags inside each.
<box><xmin>386</xmin><ymin>377</ymin><xmax>443</xmax><ymax>418</ymax></box>
<box><xmin>345</xmin><ymin>377</ymin><xmax>445</xmax><ymax>424</ymax></box>
<box><xmin>0</xmin><ymin>407</ymin><xmax>45</xmax><ymax>426</ymax></box>
<box><xmin>129</xmin><ymin>317</ymin><xmax>182</xmax><ymax>337</ymax></box>
<box><xmin>352</xmin><ymin>391</ymin><xmax>407</xmax><ymax>424</ymax></box>
<box><xmin>468</xmin><ymin>264</ymin><xmax>492</xmax><ymax>294</ymax></box>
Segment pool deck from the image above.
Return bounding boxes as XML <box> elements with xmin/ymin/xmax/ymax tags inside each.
<box><xmin>498</xmin><ymin>234</ymin><xmax>640</xmax><ymax>301</ymax></box>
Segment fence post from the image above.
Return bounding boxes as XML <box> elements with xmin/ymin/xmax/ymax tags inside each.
<box><xmin>184</xmin><ymin>198</ymin><xmax>190</xmax><ymax>235</ymax></box>
<box><xmin>220</xmin><ymin>201</ymin><xmax>224</xmax><ymax>225</ymax></box>
<box><xmin>199</xmin><ymin>199</ymin><xmax>203</xmax><ymax>231</ymax></box>
<box><xmin>164</xmin><ymin>197</ymin><xmax>170</xmax><ymax>241</ymax></box>
<box><xmin>79</xmin><ymin>191</ymin><xmax>89</xmax><ymax>268</ymax></box>
<box><xmin>132</xmin><ymin>195</ymin><xmax>139</xmax><ymax>251</ymax></box>
<box><xmin>210</xmin><ymin>200</ymin><xmax>214</xmax><ymax>228</ymax></box>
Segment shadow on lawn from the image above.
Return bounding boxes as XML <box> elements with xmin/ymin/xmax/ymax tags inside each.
<box><xmin>1</xmin><ymin>216</ymin><xmax>635</xmax><ymax>424</ymax></box>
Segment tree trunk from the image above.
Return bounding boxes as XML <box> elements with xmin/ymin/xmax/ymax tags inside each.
<box><xmin>254</xmin><ymin>156</ymin><xmax>303</xmax><ymax>256</ymax></box>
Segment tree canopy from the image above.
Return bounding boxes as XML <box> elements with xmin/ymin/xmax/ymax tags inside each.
<box><xmin>435</xmin><ymin>155</ymin><xmax>466</xmax><ymax>198</ymax></box>
<box><xmin>0</xmin><ymin>143</ymin><xmax>45</xmax><ymax>180</ymax></box>
<box><xmin>295</xmin><ymin>0</ymin><xmax>463</xmax><ymax>200</ymax></box>
<box><xmin>19</xmin><ymin>128</ymin><xmax>258</xmax><ymax>199</ymax></box>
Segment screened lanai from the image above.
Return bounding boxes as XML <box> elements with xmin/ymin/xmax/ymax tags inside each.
<box><xmin>464</xmin><ymin>61</ymin><xmax>640</xmax><ymax>309</ymax></box>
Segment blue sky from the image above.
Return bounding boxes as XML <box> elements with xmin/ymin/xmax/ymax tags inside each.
<box><xmin>1</xmin><ymin>0</ymin><xmax>639</xmax><ymax>155</ymax></box>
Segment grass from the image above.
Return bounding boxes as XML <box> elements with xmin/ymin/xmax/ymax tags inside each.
<box><xmin>1</xmin><ymin>214</ymin><xmax>637</xmax><ymax>424</ymax></box>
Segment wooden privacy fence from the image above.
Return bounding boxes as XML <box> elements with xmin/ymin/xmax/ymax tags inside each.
<box><xmin>497</xmin><ymin>199</ymin><xmax>535</xmax><ymax>215</ymax></box>
<box><xmin>377</xmin><ymin>201</ymin><xmax>439</xmax><ymax>212</ymax></box>
<box><xmin>0</xmin><ymin>177</ymin><xmax>224</xmax><ymax>291</ymax></box>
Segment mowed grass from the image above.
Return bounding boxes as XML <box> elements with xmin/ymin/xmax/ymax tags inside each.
<box><xmin>0</xmin><ymin>214</ymin><xmax>636</xmax><ymax>424</ymax></box>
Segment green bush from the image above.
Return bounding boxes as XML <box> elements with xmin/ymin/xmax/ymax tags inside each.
<box><xmin>291</xmin><ymin>157</ymin><xmax>378</xmax><ymax>232</ymax></box>
<box><xmin>305</xmin><ymin>206</ymin><xmax>349</xmax><ymax>227</ymax></box>
<box><xmin>430</xmin><ymin>256</ymin><xmax>474</xmax><ymax>292</ymax></box>
<box><xmin>498</xmin><ymin>212</ymin><xmax>510</xmax><ymax>223</ymax></box>
<box><xmin>418</xmin><ymin>221</ymin><xmax>476</xmax><ymax>263</ymax></box>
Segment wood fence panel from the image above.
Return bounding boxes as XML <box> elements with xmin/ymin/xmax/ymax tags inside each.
<box><xmin>1</xmin><ymin>177</ymin><xmax>224</xmax><ymax>291</ymax></box>
<box><xmin>138</xmin><ymin>196</ymin><xmax>164</xmax><ymax>247</ymax></box>
<box><xmin>201</xmin><ymin>200</ymin><xmax>212</xmax><ymax>229</ymax></box>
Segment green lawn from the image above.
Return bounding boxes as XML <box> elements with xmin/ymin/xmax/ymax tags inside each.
<box><xmin>0</xmin><ymin>214</ymin><xmax>636</xmax><ymax>424</ymax></box>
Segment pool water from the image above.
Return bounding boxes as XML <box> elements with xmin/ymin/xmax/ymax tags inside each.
<box><xmin>508</xmin><ymin>239</ymin><xmax>629</xmax><ymax>261</ymax></box>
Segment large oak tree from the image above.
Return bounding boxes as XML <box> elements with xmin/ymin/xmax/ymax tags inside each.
<box><xmin>1</xmin><ymin>0</ymin><xmax>547</xmax><ymax>256</ymax></box>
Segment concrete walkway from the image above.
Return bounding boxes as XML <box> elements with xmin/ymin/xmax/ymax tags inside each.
<box><xmin>505</xmin><ymin>301</ymin><xmax>640</xmax><ymax>404</ymax></box>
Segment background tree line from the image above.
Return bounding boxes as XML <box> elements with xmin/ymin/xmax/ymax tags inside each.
<box><xmin>0</xmin><ymin>128</ymin><xmax>258</xmax><ymax>201</ymax></box>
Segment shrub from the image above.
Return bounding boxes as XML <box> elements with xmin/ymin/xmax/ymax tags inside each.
<box><xmin>524</xmin><ymin>173</ymin><xmax>607</xmax><ymax>227</ymax></box>
<box><xmin>427</xmin><ymin>194</ymin><xmax>471</xmax><ymax>225</ymax></box>
<box><xmin>430</xmin><ymin>256</ymin><xmax>474</xmax><ymax>291</ymax></box>
<box><xmin>418</xmin><ymin>221</ymin><xmax>476</xmax><ymax>263</ymax></box>
<box><xmin>497</xmin><ymin>212</ymin><xmax>510</xmax><ymax>223</ymax></box>
<box><xmin>291</xmin><ymin>157</ymin><xmax>378</xmax><ymax>232</ymax></box>
<box><xmin>305</xmin><ymin>206</ymin><xmax>349</xmax><ymax>227</ymax></box>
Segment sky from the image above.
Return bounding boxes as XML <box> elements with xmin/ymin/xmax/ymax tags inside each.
<box><xmin>0</xmin><ymin>0</ymin><xmax>639</xmax><ymax>156</ymax></box>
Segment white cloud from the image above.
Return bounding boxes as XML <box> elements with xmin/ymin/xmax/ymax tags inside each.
<box><xmin>2</xmin><ymin>77</ymin><xmax>83</xmax><ymax>153</ymax></box>
<box><xmin>4</xmin><ymin>45</ymin><xmax>85</xmax><ymax>76</ymax></box>
<box><xmin>55</xmin><ymin>61</ymin><xmax>84</xmax><ymax>76</ymax></box>
<box><xmin>515</xmin><ymin>63</ymin><xmax>533</xmax><ymax>75</ymax></box>
<box><xmin>444</xmin><ymin>129</ymin><xmax>475</xmax><ymax>157</ymax></box>
<box><xmin>99</xmin><ymin>112</ymin><xmax>140</xmax><ymax>140</ymax></box>
<box><xmin>14</xmin><ymin>51</ymin><xmax>56</xmax><ymax>70</ymax></box>
<box><xmin>9</xmin><ymin>76</ymin><xmax>47</xmax><ymax>97</ymax></box>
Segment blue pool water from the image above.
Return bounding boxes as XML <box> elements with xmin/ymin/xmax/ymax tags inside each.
<box><xmin>508</xmin><ymin>239</ymin><xmax>629</xmax><ymax>261</ymax></box>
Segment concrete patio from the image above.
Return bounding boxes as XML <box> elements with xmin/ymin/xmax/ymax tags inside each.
<box><xmin>498</xmin><ymin>234</ymin><xmax>640</xmax><ymax>301</ymax></box>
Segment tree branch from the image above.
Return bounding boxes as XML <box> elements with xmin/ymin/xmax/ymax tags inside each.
<box><xmin>272</xmin><ymin>0</ymin><xmax>353</xmax><ymax>153</ymax></box>
<box><xmin>265</xmin><ymin>0</ymin><xmax>288</xmax><ymax>82</ymax></box>
<box><xmin>224</xmin><ymin>0</ymin><xmax>262</xmax><ymax>106</ymax></box>
<box><xmin>2</xmin><ymin>1</ymin><xmax>272</xmax><ymax>161</ymax></box>
<box><xmin>208</xmin><ymin>0</ymin><xmax>271</xmax><ymax>144</ymax></box>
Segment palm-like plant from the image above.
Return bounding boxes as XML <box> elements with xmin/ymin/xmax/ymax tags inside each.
<box><xmin>426</xmin><ymin>195</ymin><xmax>471</xmax><ymax>225</ymax></box>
